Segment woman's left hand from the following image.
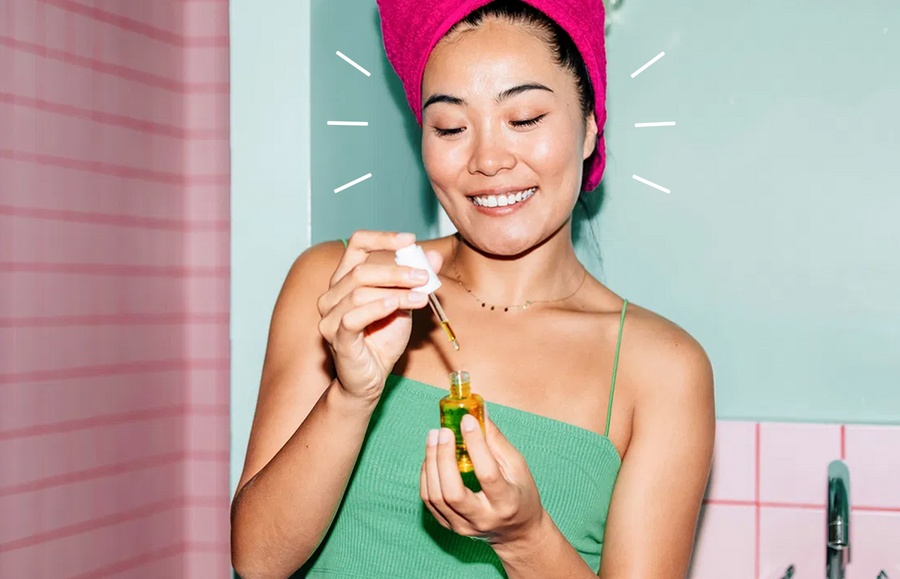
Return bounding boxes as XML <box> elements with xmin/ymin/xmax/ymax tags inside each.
<box><xmin>420</xmin><ymin>413</ymin><xmax>546</xmax><ymax>546</ymax></box>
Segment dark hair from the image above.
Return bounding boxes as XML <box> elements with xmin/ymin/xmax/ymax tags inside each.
<box><xmin>447</xmin><ymin>0</ymin><xmax>595</xmax><ymax>121</ymax></box>
<box><xmin>446</xmin><ymin>0</ymin><xmax>603</xmax><ymax>262</ymax></box>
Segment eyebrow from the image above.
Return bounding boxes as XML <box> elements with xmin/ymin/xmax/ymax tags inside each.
<box><xmin>422</xmin><ymin>83</ymin><xmax>553</xmax><ymax>111</ymax></box>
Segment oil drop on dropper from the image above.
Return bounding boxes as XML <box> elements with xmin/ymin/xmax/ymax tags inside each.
<box><xmin>394</xmin><ymin>243</ymin><xmax>459</xmax><ymax>350</ymax></box>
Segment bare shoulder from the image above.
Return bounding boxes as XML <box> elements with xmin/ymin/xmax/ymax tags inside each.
<box><xmin>283</xmin><ymin>239</ymin><xmax>347</xmax><ymax>294</ymax></box>
<box><xmin>257</xmin><ymin>238</ymin><xmax>348</xmax><ymax>395</ymax></box>
<box><xmin>620</xmin><ymin>302</ymin><xmax>715</xmax><ymax>410</ymax></box>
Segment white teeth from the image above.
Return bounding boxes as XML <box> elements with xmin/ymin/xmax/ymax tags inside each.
<box><xmin>471</xmin><ymin>187</ymin><xmax>536</xmax><ymax>208</ymax></box>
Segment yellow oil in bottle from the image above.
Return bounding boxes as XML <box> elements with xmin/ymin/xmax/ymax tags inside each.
<box><xmin>439</xmin><ymin>370</ymin><xmax>485</xmax><ymax>492</ymax></box>
<box><xmin>441</xmin><ymin>320</ymin><xmax>460</xmax><ymax>351</ymax></box>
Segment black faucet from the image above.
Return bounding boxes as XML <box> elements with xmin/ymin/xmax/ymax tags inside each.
<box><xmin>827</xmin><ymin>459</ymin><xmax>850</xmax><ymax>579</ymax></box>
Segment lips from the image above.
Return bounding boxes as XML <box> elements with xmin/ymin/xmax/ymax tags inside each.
<box><xmin>468</xmin><ymin>187</ymin><xmax>538</xmax><ymax>215</ymax></box>
<box><xmin>470</xmin><ymin>186</ymin><xmax>537</xmax><ymax>207</ymax></box>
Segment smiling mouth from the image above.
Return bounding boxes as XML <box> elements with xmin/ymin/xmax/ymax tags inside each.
<box><xmin>469</xmin><ymin>187</ymin><xmax>538</xmax><ymax>208</ymax></box>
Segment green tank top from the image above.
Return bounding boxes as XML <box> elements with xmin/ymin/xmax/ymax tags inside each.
<box><xmin>301</xmin><ymin>239</ymin><xmax>627</xmax><ymax>577</ymax></box>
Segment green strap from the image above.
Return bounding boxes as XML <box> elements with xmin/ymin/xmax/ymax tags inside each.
<box><xmin>605</xmin><ymin>298</ymin><xmax>628</xmax><ymax>437</ymax></box>
<box><xmin>340</xmin><ymin>238</ymin><xmax>349</xmax><ymax>248</ymax></box>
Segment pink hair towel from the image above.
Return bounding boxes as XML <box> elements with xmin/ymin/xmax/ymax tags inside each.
<box><xmin>377</xmin><ymin>0</ymin><xmax>607</xmax><ymax>192</ymax></box>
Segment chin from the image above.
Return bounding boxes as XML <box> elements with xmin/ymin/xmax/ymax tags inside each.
<box><xmin>460</xmin><ymin>228</ymin><xmax>543</xmax><ymax>257</ymax></box>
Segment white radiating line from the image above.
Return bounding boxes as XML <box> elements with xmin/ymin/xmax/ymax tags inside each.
<box><xmin>632</xmin><ymin>174</ymin><xmax>671</xmax><ymax>194</ymax></box>
<box><xmin>335</xmin><ymin>51</ymin><xmax>371</xmax><ymax>76</ymax></box>
<box><xmin>631</xmin><ymin>51</ymin><xmax>665</xmax><ymax>78</ymax></box>
<box><xmin>327</xmin><ymin>121</ymin><xmax>369</xmax><ymax>126</ymax></box>
<box><xmin>334</xmin><ymin>173</ymin><xmax>372</xmax><ymax>193</ymax></box>
<box><xmin>635</xmin><ymin>121</ymin><xmax>676</xmax><ymax>127</ymax></box>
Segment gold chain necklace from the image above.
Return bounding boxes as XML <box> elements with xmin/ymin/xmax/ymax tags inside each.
<box><xmin>447</xmin><ymin>240</ymin><xmax>588</xmax><ymax>312</ymax></box>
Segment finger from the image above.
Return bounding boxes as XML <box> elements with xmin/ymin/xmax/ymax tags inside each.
<box><xmin>338</xmin><ymin>286</ymin><xmax>430</xmax><ymax>321</ymax></box>
<box><xmin>335</xmin><ymin>295</ymin><xmax>404</xmax><ymax>336</ymax></box>
<box><xmin>484</xmin><ymin>416</ymin><xmax>525</xmax><ymax>474</ymax></box>
<box><xmin>425</xmin><ymin>429</ymin><xmax>468</xmax><ymax>529</ymax></box>
<box><xmin>421</xmin><ymin>460</ymin><xmax>451</xmax><ymax>529</ymax></box>
<box><xmin>459</xmin><ymin>413</ymin><xmax>505</xmax><ymax>497</ymax></box>
<box><xmin>331</xmin><ymin>230</ymin><xmax>416</xmax><ymax>285</ymax></box>
<box><xmin>424</xmin><ymin>249</ymin><xmax>444</xmax><ymax>275</ymax></box>
<box><xmin>319</xmin><ymin>261</ymin><xmax>431</xmax><ymax>316</ymax></box>
<box><xmin>436</xmin><ymin>428</ymin><xmax>476</xmax><ymax>517</ymax></box>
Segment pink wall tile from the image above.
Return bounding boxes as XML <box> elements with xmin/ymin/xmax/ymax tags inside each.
<box><xmin>0</xmin><ymin>1</ymin><xmax>230</xmax><ymax>573</ymax></box>
<box><xmin>0</xmin><ymin>510</ymin><xmax>184</xmax><ymax>579</ymax></box>
<box><xmin>0</xmin><ymin>416</ymin><xmax>187</xmax><ymax>489</ymax></box>
<box><xmin>846</xmin><ymin>512</ymin><xmax>900</xmax><ymax>579</ymax></box>
<box><xmin>183</xmin><ymin>2</ymin><xmax>230</xmax><ymax>37</ymax></box>
<box><xmin>186</xmin><ymin>414</ymin><xmax>230</xmax><ymax>454</ymax></box>
<box><xmin>688</xmin><ymin>504</ymin><xmax>756</xmax><ymax>579</ymax></box>
<box><xmin>185</xmin><ymin>459</ymin><xmax>230</xmax><ymax>499</ymax></box>
<box><xmin>759</xmin><ymin>506</ymin><xmax>825</xmax><ymax>579</ymax></box>
<box><xmin>79</xmin><ymin>0</ymin><xmax>184</xmax><ymax>35</ymax></box>
<box><xmin>102</xmin><ymin>552</ymin><xmax>184</xmax><ymax>579</ymax></box>
<box><xmin>0</xmin><ymin>463</ymin><xmax>184</xmax><ymax>546</ymax></box>
<box><xmin>12</xmin><ymin>0</ymin><xmax>185</xmax><ymax>82</ymax></box>
<box><xmin>187</xmin><ymin>549</ymin><xmax>233</xmax><ymax>579</ymax></box>
<box><xmin>760</xmin><ymin>422</ymin><xmax>841</xmax><ymax>506</ymax></box>
<box><xmin>689</xmin><ymin>422</ymin><xmax>900</xmax><ymax>577</ymax></box>
<box><xmin>845</xmin><ymin>425</ymin><xmax>900</xmax><ymax>509</ymax></box>
<box><xmin>0</xmin><ymin>371</ymin><xmax>186</xmax><ymax>432</ymax></box>
<box><xmin>707</xmin><ymin>420</ymin><xmax>757</xmax><ymax>502</ymax></box>
<box><xmin>185</xmin><ymin>504</ymin><xmax>230</xmax><ymax>544</ymax></box>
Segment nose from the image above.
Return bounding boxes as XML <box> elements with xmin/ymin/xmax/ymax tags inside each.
<box><xmin>467</xmin><ymin>125</ymin><xmax>516</xmax><ymax>176</ymax></box>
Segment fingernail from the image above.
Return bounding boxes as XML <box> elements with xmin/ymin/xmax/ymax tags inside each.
<box><xmin>461</xmin><ymin>413</ymin><xmax>477</xmax><ymax>432</ymax></box>
<box><xmin>409</xmin><ymin>290</ymin><xmax>428</xmax><ymax>303</ymax></box>
<box><xmin>411</xmin><ymin>268</ymin><xmax>429</xmax><ymax>282</ymax></box>
<box><xmin>438</xmin><ymin>428</ymin><xmax>453</xmax><ymax>444</ymax></box>
<box><xmin>396</xmin><ymin>232</ymin><xmax>415</xmax><ymax>244</ymax></box>
<box><xmin>427</xmin><ymin>429</ymin><xmax>439</xmax><ymax>446</ymax></box>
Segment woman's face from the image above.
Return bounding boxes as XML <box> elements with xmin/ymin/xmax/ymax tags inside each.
<box><xmin>421</xmin><ymin>18</ymin><xmax>597</xmax><ymax>255</ymax></box>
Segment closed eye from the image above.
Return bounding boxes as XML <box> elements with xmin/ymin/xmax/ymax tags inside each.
<box><xmin>432</xmin><ymin>114</ymin><xmax>547</xmax><ymax>137</ymax></box>
<box><xmin>510</xmin><ymin>114</ymin><xmax>546</xmax><ymax>128</ymax></box>
<box><xmin>433</xmin><ymin>127</ymin><xmax>464</xmax><ymax>137</ymax></box>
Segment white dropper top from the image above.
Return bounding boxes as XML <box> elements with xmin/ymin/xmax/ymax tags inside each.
<box><xmin>394</xmin><ymin>243</ymin><xmax>442</xmax><ymax>294</ymax></box>
<box><xmin>394</xmin><ymin>243</ymin><xmax>459</xmax><ymax>350</ymax></box>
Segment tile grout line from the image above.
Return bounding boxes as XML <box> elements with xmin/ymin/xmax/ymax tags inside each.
<box><xmin>755</xmin><ymin>422</ymin><xmax>761</xmax><ymax>579</ymax></box>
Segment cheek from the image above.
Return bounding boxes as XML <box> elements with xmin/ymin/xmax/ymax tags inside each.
<box><xmin>423</xmin><ymin>138</ymin><xmax>467</xmax><ymax>183</ymax></box>
<box><xmin>525</xmin><ymin>129</ymin><xmax>577</xmax><ymax>174</ymax></box>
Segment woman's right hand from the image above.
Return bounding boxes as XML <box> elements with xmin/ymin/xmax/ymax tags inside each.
<box><xmin>316</xmin><ymin>230</ymin><xmax>443</xmax><ymax>403</ymax></box>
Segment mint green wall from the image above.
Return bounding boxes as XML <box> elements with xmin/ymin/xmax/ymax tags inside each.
<box><xmin>310</xmin><ymin>0</ymin><xmax>440</xmax><ymax>244</ymax></box>
<box><xmin>230</xmin><ymin>0</ymin><xmax>312</xmax><ymax>498</ymax></box>
<box><xmin>307</xmin><ymin>0</ymin><xmax>900</xmax><ymax>424</ymax></box>
<box><xmin>595</xmin><ymin>0</ymin><xmax>900</xmax><ymax>424</ymax></box>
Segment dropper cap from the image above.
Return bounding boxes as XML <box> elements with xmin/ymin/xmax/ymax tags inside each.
<box><xmin>394</xmin><ymin>243</ymin><xmax>442</xmax><ymax>294</ymax></box>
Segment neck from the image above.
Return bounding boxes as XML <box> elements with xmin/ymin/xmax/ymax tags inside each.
<box><xmin>447</xmin><ymin>222</ymin><xmax>585</xmax><ymax>306</ymax></box>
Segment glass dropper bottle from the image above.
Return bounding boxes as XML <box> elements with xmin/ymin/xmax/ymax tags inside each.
<box><xmin>394</xmin><ymin>243</ymin><xmax>459</xmax><ymax>350</ymax></box>
<box><xmin>440</xmin><ymin>370</ymin><xmax>485</xmax><ymax>491</ymax></box>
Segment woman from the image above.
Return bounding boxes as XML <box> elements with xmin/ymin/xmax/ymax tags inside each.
<box><xmin>231</xmin><ymin>1</ymin><xmax>715</xmax><ymax>578</ymax></box>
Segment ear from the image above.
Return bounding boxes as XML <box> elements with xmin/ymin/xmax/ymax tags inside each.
<box><xmin>582</xmin><ymin>111</ymin><xmax>599</xmax><ymax>161</ymax></box>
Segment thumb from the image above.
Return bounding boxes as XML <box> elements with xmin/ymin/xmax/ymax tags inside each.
<box><xmin>425</xmin><ymin>250</ymin><xmax>444</xmax><ymax>275</ymax></box>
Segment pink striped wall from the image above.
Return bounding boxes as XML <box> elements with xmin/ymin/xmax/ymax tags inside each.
<box><xmin>0</xmin><ymin>0</ymin><xmax>231</xmax><ymax>577</ymax></box>
<box><xmin>690</xmin><ymin>421</ymin><xmax>900</xmax><ymax>579</ymax></box>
